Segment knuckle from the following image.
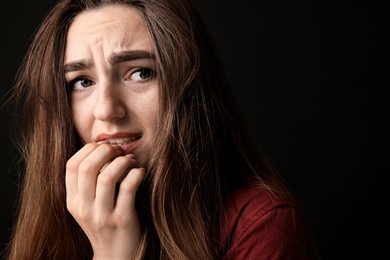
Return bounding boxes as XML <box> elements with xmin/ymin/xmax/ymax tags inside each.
<box><xmin>114</xmin><ymin>155</ymin><xmax>134</xmax><ymax>166</ymax></box>
<box><xmin>97</xmin><ymin>173</ymin><xmax>115</xmax><ymax>187</ymax></box>
<box><xmin>78</xmin><ymin>160</ymin><xmax>94</xmax><ymax>175</ymax></box>
<box><xmin>119</xmin><ymin>181</ymin><xmax>136</xmax><ymax>193</ymax></box>
<box><xmin>76</xmin><ymin>205</ymin><xmax>91</xmax><ymax>222</ymax></box>
<box><xmin>113</xmin><ymin>213</ymin><xmax>131</xmax><ymax>228</ymax></box>
<box><xmin>119</xmin><ymin>168</ymin><xmax>145</xmax><ymax>193</ymax></box>
<box><xmin>92</xmin><ymin>216</ymin><xmax>108</xmax><ymax>230</ymax></box>
<box><xmin>66</xmin><ymin>159</ymin><xmax>77</xmax><ymax>172</ymax></box>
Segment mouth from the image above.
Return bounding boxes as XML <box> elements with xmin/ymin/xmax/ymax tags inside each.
<box><xmin>106</xmin><ymin>137</ymin><xmax>138</xmax><ymax>145</ymax></box>
<box><xmin>108</xmin><ymin>137</ymin><xmax>141</xmax><ymax>155</ymax></box>
<box><xmin>96</xmin><ymin>133</ymin><xmax>141</xmax><ymax>155</ymax></box>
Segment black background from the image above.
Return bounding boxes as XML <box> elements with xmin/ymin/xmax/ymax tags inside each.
<box><xmin>1</xmin><ymin>1</ymin><xmax>389</xmax><ymax>259</ymax></box>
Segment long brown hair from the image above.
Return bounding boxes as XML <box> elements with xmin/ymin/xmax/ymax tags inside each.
<box><xmin>6</xmin><ymin>0</ymin><xmax>290</xmax><ymax>259</ymax></box>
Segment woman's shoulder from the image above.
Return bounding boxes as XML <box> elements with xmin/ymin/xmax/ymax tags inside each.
<box><xmin>225</xmin><ymin>185</ymin><xmax>293</xmax><ymax>215</ymax></box>
<box><xmin>221</xmin><ymin>186</ymin><xmax>318</xmax><ymax>259</ymax></box>
<box><xmin>222</xmin><ymin>186</ymin><xmax>296</xmax><ymax>240</ymax></box>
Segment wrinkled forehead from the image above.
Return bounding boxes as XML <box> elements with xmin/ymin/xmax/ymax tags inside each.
<box><xmin>65</xmin><ymin>5</ymin><xmax>153</xmax><ymax>63</ymax></box>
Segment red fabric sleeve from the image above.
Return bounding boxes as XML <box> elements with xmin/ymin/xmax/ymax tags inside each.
<box><xmin>221</xmin><ymin>189</ymin><xmax>315</xmax><ymax>260</ymax></box>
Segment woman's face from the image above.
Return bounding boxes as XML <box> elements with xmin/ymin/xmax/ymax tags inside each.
<box><xmin>64</xmin><ymin>5</ymin><xmax>158</xmax><ymax>167</ymax></box>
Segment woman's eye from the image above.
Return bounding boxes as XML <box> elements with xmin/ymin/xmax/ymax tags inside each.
<box><xmin>129</xmin><ymin>68</ymin><xmax>155</xmax><ymax>81</ymax></box>
<box><xmin>69</xmin><ymin>78</ymin><xmax>93</xmax><ymax>91</ymax></box>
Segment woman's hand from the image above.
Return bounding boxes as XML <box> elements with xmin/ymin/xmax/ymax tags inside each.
<box><xmin>65</xmin><ymin>142</ymin><xmax>145</xmax><ymax>260</ymax></box>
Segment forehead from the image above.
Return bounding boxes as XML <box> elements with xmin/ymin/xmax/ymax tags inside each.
<box><xmin>65</xmin><ymin>5</ymin><xmax>152</xmax><ymax>62</ymax></box>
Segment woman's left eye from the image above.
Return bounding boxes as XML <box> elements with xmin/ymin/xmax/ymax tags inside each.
<box><xmin>128</xmin><ymin>68</ymin><xmax>155</xmax><ymax>81</ymax></box>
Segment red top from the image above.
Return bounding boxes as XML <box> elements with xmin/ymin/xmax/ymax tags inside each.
<box><xmin>221</xmin><ymin>187</ymin><xmax>316</xmax><ymax>259</ymax></box>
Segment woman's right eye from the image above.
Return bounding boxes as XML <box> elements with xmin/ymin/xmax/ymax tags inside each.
<box><xmin>68</xmin><ymin>78</ymin><xmax>94</xmax><ymax>91</ymax></box>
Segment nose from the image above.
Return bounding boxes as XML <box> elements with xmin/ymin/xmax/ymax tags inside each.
<box><xmin>93</xmin><ymin>80</ymin><xmax>126</xmax><ymax>121</ymax></box>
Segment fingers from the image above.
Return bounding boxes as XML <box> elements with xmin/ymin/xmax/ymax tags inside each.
<box><xmin>65</xmin><ymin>142</ymin><xmax>145</xmax><ymax>258</ymax></box>
<box><xmin>66</xmin><ymin>143</ymin><xmax>100</xmax><ymax>203</ymax></box>
<box><xmin>95</xmin><ymin>154</ymin><xmax>137</xmax><ymax>211</ymax></box>
<box><xmin>66</xmin><ymin>142</ymin><xmax>145</xmax><ymax>216</ymax></box>
<box><xmin>77</xmin><ymin>144</ymin><xmax>123</xmax><ymax>202</ymax></box>
<box><xmin>66</xmin><ymin>143</ymin><xmax>121</xmax><ymax>211</ymax></box>
<box><xmin>115</xmin><ymin>167</ymin><xmax>145</xmax><ymax>223</ymax></box>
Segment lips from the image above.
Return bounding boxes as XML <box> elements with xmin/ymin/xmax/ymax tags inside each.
<box><xmin>106</xmin><ymin>137</ymin><xmax>138</xmax><ymax>145</ymax></box>
<box><xmin>95</xmin><ymin>133</ymin><xmax>141</xmax><ymax>154</ymax></box>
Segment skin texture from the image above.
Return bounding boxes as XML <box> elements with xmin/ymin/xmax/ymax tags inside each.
<box><xmin>64</xmin><ymin>5</ymin><xmax>157</xmax><ymax>259</ymax></box>
<box><xmin>65</xmin><ymin>5</ymin><xmax>158</xmax><ymax>167</ymax></box>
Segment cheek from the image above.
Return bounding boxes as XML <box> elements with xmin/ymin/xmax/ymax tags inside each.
<box><xmin>143</xmin><ymin>96</ymin><xmax>159</xmax><ymax>129</ymax></box>
<box><xmin>71</xmin><ymin>103</ymin><xmax>91</xmax><ymax>143</ymax></box>
<box><xmin>133</xmin><ymin>89</ymin><xmax>159</xmax><ymax>123</ymax></box>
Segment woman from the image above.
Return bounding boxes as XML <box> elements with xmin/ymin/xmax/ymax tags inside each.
<box><xmin>6</xmin><ymin>0</ymin><xmax>318</xmax><ymax>259</ymax></box>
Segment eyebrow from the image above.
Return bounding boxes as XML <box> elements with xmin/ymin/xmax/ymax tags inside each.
<box><xmin>63</xmin><ymin>50</ymin><xmax>155</xmax><ymax>73</ymax></box>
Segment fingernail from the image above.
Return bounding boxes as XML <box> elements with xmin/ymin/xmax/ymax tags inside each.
<box><xmin>110</xmin><ymin>144</ymin><xmax>123</xmax><ymax>153</ymax></box>
<box><xmin>125</xmin><ymin>154</ymin><xmax>136</xmax><ymax>159</ymax></box>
